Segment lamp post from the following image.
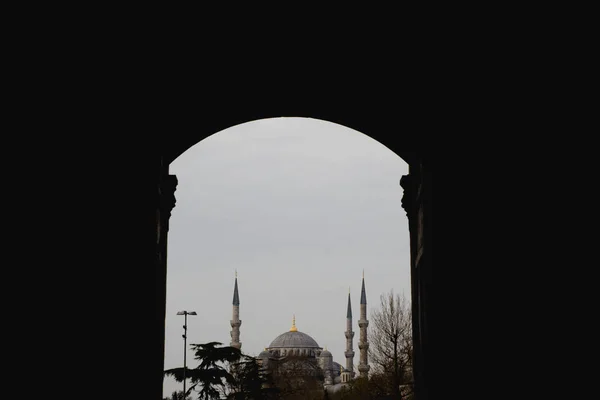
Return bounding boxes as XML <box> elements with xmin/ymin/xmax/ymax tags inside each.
<box><xmin>177</xmin><ymin>310</ymin><xmax>197</xmax><ymax>398</ymax></box>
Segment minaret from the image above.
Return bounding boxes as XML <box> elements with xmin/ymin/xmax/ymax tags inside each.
<box><xmin>358</xmin><ymin>270</ymin><xmax>370</xmax><ymax>378</ymax></box>
<box><xmin>344</xmin><ymin>287</ymin><xmax>355</xmax><ymax>378</ymax></box>
<box><xmin>230</xmin><ymin>270</ymin><xmax>241</xmax><ymax>350</ymax></box>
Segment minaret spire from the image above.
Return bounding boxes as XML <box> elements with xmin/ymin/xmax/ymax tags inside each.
<box><xmin>360</xmin><ymin>273</ymin><xmax>367</xmax><ymax>305</ymax></box>
<box><xmin>230</xmin><ymin>271</ymin><xmax>241</xmax><ymax>349</ymax></box>
<box><xmin>347</xmin><ymin>288</ymin><xmax>352</xmax><ymax>318</ymax></box>
<box><xmin>344</xmin><ymin>288</ymin><xmax>355</xmax><ymax>378</ymax></box>
<box><xmin>232</xmin><ymin>272</ymin><xmax>240</xmax><ymax>306</ymax></box>
<box><xmin>358</xmin><ymin>272</ymin><xmax>370</xmax><ymax>378</ymax></box>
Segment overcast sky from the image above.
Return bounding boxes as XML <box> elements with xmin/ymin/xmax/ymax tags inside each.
<box><xmin>163</xmin><ymin>117</ymin><xmax>411</xmax><ymax>396</ymax></box>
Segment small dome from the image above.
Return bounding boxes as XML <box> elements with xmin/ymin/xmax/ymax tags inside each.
<box><xmin>259</xmin><ymin>349</ymin><xmax>270</xmax><ymax>358</ymax></box>
<box><xmin>320</xmin><ymin>349</ymin><xmax>332</xmax><ymax>357</ymax></box>
<box><xmin>268</xmin><ymin>331</ymin><xmax>320</xmax><ymax>349</ymax></box>
<box><xmin>332</xmin><ymin>362</ymin><xmax>342</xmax><ymax>376</ymax></box>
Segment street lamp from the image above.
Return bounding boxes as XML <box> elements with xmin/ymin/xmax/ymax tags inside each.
<box><xmin>177</xmin><ymin>310</ymin><xmax>197</xmax><ymax>398</ymax></box>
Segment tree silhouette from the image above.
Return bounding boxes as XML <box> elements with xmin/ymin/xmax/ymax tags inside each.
<box><xmin>165</xmin><ymin>342</ymin><xmax>241</xmax><ymax>400</ymax></box>
<box><xmin>227</xmin><ymin>354</ymin><xmax>280</xmax><ymax>399</ymax></box>
<box><xmin>163</xmin><ymin>390</ymin><xmax>192</xmax><ymax>400</ymax></box>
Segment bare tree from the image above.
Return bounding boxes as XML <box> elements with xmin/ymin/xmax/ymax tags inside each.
<box><xmin>369</xmin><ymin>290</ymin><xmax>413</xmax><ymax>399</ymax></box>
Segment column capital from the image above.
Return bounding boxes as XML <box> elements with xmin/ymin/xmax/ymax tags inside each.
<box><xmin>400</xmin><ymin>173</ymin><xmax>417</xmax><ymax>217</ymax></box>
<box><xmin>159</xmin><ymin>174</ymin><xmax>178</xmax><ymax>219</ymax></box>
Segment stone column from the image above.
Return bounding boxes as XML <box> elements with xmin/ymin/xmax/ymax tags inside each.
<box><xmin>156</xmin><ymin>158</ymin><xmax>178</xmax><ymax>399</ymax></box>
<box><xmin>401</xmin><ymin>160</ymin><xmax>430</xmax><ymax>400</ymax></box>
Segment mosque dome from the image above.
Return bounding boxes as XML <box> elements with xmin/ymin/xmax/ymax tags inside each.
<box><xmin>332</xmin><ymin>362</ymin><xmax>342</xmax><ymax>376</ymax></box>
<box><xmin>268</xmin><ymin>330</ymin><xmax>321</xmax><ymax>348</ymax></box>
<box><xmin>320</xmin><ymin>349</ymin><xmax>332</xmax><ymax>357</ymax></box>
<box><xmin>267</xmin><ymin>315</ymin><xmax>321</xmax><ymax>349</ymax></box>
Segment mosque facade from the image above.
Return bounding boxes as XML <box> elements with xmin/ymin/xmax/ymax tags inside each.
<box><xmin>229</xmin><ymin>272</ymin><xmax>370</xmax><ymax>394</ymax></box>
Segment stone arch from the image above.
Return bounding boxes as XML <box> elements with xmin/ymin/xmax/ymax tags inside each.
<box><xmin>165</xmin><ymin>114</ymin><xmax>417</xmax><ymax>167</ymax></box>
<box><xmin>156</xmin><ymin>112</ymin><xmax>430</xmax><ymax>399</ymax></box>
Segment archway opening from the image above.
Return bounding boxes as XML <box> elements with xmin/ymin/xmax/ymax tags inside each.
<box><xmin>163</xmin><ymin>117</ymin><xmax>411</xmax><ymax>397</ymax></box>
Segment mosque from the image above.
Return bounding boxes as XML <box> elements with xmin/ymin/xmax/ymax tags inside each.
<box><xmin>228</xmin><ymin>272</ymin><xmax>371</xmax><ymax>394</ymax></box>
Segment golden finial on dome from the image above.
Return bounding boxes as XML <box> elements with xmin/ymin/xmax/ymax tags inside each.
<box><xmin>290</xmin><ymin>314</ymin><xmax>298</xmax><ymax>332</ymax></box>
<box><xmin>235</xmin><ymin>269</ymin><xmax>237</xmax><ymax>278</ymax></box>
